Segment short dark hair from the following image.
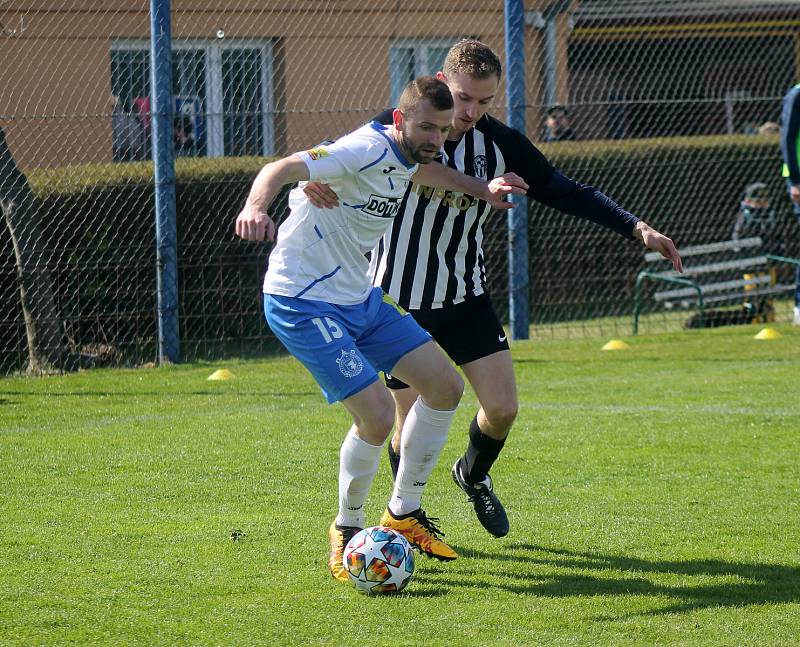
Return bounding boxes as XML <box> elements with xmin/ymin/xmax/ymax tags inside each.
<box><xmin>398</xmin><ymin>76</ymin><xmax>453</xmax><ymax>115</ymax></box>
<box><xmin>443</xmin><ymin>39</ymin><xmax>502</xmax><ymax>80</ymax></box>
<box><xmin>546</xmin><ymin>104</ymin><xmax>568</xmax><ymax>116</ymax></box>
<box><xmin>744</xmin><ymin>182</ymin><xmax>768</xmax><ymax>201</ymax></box>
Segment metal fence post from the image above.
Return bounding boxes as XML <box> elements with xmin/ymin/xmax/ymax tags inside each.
<box><xmin>505</xmin><ymin>0</ymin><xmax>529</xmax><ymax>340</ymax></box>
<box><xmin>150</xmin><ymin>0</ymin><xmax>180</xmax><ymax>363</ymax></box>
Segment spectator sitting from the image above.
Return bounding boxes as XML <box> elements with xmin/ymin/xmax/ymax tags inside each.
<box><xmin>732</xmin><ymin>182</ymin><xmax>782</xmax><ymax>253</ymax></box>
<box><xmin>732</xmin><ymin>181</ymin><xmax>784</xmax><ymax>323</ymax></box>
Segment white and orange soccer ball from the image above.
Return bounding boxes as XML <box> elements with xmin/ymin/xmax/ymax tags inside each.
<box><xmin>342</xmin><ymin>526</ymin><xmax>415</xmax><ymax>594</ymax></box>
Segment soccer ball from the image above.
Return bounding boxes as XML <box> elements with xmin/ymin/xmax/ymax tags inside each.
<box><xmin>342</xmin><ymin>526</ymin><xmax>415</xmax><ymax>594</ymax></box>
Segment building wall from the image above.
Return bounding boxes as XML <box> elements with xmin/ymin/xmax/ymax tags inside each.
<box><xmin>2</xmin><ymin>1</ymin><xmax>539</xmax><ymax>169</ymax></box>
<box><xmin>4</xmin><ymin>2</ymin><xmax>798</xmax><ymax>168</ymax></box>
<box><xmin>0</xmin><ymin>5</ymin><xmax>149</xmax><ymax>169</ymax></box>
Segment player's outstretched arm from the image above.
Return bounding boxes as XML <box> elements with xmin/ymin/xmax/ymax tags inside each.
<box><xmin>305</xmin><ymin>170</ymin><xmax>529</xmax><ymax>211</ymax></box>
<box><xmin>236</xmin><ymin>155</ymin><xmax>310</xmax><ymax>241</ymax></box>
<box><xmin>412</xmin><ymin>163</ymin><xmax>528</xmax><ymax>210</ymax></box>
<box><xmin>634</xmin><ymin>221</ymin><xmax>683</xmax><ymax>272</ymax></box>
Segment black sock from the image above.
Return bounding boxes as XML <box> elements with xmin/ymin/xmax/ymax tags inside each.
<box><xmin>387</xmin><ymin>442</ymin><xmax>400</xmax><ymax>482</ymax></box>
<box><xmin>462</xmin><ymin>415</ymin><xmax>505</xmax><ymax>484</ymax></box>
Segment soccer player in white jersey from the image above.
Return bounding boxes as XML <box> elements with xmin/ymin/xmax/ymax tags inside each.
<box><xmin>305</xmin><ymin>42</ymin><xmax>682</xmax><ymax>540</ymax></box>
<box><xmin>235</xmin><ymin>77</ymin><xmax>528</xmax><ymax>582</ymax></box>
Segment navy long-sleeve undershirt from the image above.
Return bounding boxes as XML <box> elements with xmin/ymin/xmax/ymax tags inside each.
<box><xmin>528</xmin><ymin>169</ymin><xmax>639</xmax><ymax>239</ymax></box>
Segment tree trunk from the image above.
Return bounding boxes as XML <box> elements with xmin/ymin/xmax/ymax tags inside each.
<box><xmin>0</xmin><ymin>127</ymin><xmax>67</xmax><ymax>374</ymax></box>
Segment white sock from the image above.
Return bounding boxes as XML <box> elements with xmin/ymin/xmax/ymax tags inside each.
<box><xmin>336</xmin><ymin>426</ymin><xmax>383</xmax><ymax>528</ymax></box>
<box><xmin>389</xmin><ymin>398</ymin><xmax>456</xmax><ymax>516</ymax></box>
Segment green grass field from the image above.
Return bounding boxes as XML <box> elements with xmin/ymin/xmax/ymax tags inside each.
<box><xmin>1</xmin><ymin>324</ymin><xmax>799</xmax><ymax>645</ymax></box>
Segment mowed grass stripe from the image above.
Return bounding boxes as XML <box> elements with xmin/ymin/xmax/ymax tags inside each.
<box><xmin>0</xmin><ymin>325</ymin><xmax>798</xmax><ymax>645</ymax></box>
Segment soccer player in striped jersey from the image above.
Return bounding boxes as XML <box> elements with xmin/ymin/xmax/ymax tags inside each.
<box><xmin>304</xmin><ymin>41</ymin><xmax>682</xmax><ymax>540</ymax></box>
<box><xmin>235</xmin><ymin>77</ymin><xmax>527</xmax><ymax>580</ymax></box>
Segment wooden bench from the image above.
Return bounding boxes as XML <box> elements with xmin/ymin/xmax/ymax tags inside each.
<box><xmin>632</xmin><ymin>236</ymin><xmax>800</xmax><ymax>334</ymax></box>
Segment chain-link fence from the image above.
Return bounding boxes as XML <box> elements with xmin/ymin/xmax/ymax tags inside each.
<box><xmin>2</xmin><ymin>0</ymin><xmax>799</xmax><ymax>374</ymax></box>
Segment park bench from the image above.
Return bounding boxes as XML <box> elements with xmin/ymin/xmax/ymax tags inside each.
<box><xmin>632</xmin><ymin>236</ymin><xmax>800</xmax><ymax>334</ymax></box>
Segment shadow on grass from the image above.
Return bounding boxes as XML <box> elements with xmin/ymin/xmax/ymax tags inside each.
<box><xmin>442</xmin><ymin>543</ymin><xmax>800</xmax><ymax>616</ymax></box>
<box><xmin>0</xmin><ymin>390</ymin><xmax>319</xmax><ymax>398</ymax></box>
<box><xmin>396</xmin><ymin>585</ymin><xmax>450</xmax><ymax>598</ymax></box>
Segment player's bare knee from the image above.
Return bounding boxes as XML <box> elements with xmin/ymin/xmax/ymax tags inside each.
<box><xmin>372</xmin><ymin>396</ymin><xmax>396</xmax><ymax>438</ymax></box>
<box><xmin>417</xmin><ymin>372</ymin><xmax>463</xmax><ymax>411</ymax></box>
<box><xmin>350</xmin><ymin>388</ymin><xmax>396</xmax><ymax>444</ymax></box>
<box><xmin>436</xmin><ymin>370</ymin><xmax>464</xmax><ymax>411</ymax></box>
<box><xmin>357</xmin><ymin>407</ymin><xmax>395</xmax><ymax>444</ymax></box>
<box><xmin>378</xmin><ymin>406</ymin><xmax>396</xmax><ymax>438</ymax></box>
<box><xmin>484</xmin><ymin>398</ymin><xmax>518</xmax><ymax>430</ymax></box>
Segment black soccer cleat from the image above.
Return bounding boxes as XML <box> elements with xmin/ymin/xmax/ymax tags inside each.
<box><xmin>387</xmin><ymin>443</ymin><xmax>400</xmax><ymax>481</ymax></box>
<box><xmin>451</xmin><ymin>458</ymin><xmax>509</xmax><ymax>538</ymax></box>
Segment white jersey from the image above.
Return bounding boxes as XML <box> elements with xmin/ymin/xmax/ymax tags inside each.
<box><xmin>263</xmin><ymin>121</ymin><xmax>418</xmax><ymax>305</ymax></box>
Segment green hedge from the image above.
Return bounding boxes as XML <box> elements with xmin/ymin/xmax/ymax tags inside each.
<box><xmin>484</xmin><ymin>134</ymin><xmax>796</xmax><ymax>323</ymax></box>
<box><xmin>1</xmin><ymin>157</ymin><xmax>282</xmax><ymax>372</ymax></box>
<box><xmin>2</xmin><ymin>135</ymin><xmax>796</xmax><ymax>372</ymax></box>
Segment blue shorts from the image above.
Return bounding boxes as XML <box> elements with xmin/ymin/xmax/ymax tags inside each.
<box><xmin>264</xmin><ymin>288</ymin><xmax>432</xmax><ymax>403</ymax></box>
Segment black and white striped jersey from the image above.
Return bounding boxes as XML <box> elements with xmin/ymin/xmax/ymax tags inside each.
<box><xmin>368</xmin><ymin>111</ymin><xmax>639</xmax><ymax>311</ymax></box>
<box><xmin>369</xmin><ymin>112</ymin><xmax>539</xmax><ymax>310</ymax></box>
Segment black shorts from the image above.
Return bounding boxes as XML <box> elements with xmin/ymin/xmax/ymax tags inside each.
<box><xmin>385</xmin><ymin>294</ymin><xmax>509</xmax><ymax>390</ymax></box>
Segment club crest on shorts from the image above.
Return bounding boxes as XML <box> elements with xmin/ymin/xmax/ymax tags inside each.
<box><xmin>336</xmin><ymin>349</ymin><xmax>363</xmax><ymax>378</ymax></box>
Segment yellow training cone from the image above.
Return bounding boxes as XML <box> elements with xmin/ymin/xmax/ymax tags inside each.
<box><xmin>208</xmin><ymin>368</ymin><xmax>235</xmax><ymax>380</ymax></box>
<box><xmin>602</xmin><ymin>339</ymin><xmax>630</xmax><ymax>351</ymax></box>
<box><xmin>754</xmin><ymin>328</ymin><xmax>781</xmax><ymax>340</ymax></box>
